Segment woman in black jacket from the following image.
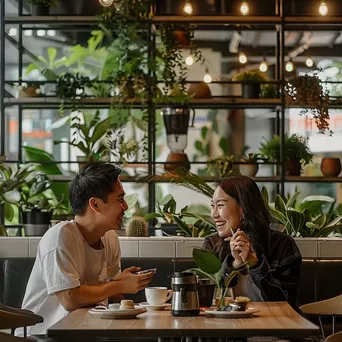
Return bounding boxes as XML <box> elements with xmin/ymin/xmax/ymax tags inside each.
<box><xmin>203</xmin><ymin>176</ymin><xmax>302</xmax><ymax>309</ymax></box>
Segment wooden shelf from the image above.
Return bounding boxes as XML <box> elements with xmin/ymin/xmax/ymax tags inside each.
<box><xmin>4</xmin><ymin>97</ymin><xmax>281</xmax><ymax>109</ymax></box>
<box><xmin>285</xmin><ymin>176</ymin><xmax>342</xmax><ymax>183</ymax></box>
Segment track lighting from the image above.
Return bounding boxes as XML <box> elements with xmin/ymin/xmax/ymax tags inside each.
<box><xmin>240</xmin><ymin>1</ymin><xmax>249</xmax><ymax>15</ymax></box>
<box><xmin>183</xmin><ymin>1</ymin><xmax>193</xmax><ymax>15</ymax></box>
<box><xmin>238</xmin><ymin>52</ymin><xmax>248</xmax><ymax>64</ymax></box>
<box><xmin>318</xmin><ymin>1</ymin><xmax>328</xmax><ymax>16</ymax></box>
<box><xmin>203</xmin><ymin>68</ymin><xmax>212</xmax><ymax>84</ymax></box>
<box><xmin>306</xmin><ymin>57</ymin><xmax>314</xmax><ymax>68</ymax></box>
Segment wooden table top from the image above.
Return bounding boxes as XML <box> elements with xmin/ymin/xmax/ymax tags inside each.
<box><xmin>48</xmin><ymin>302</ymin><xmax>319</xmax><ymax>341</ymax></box>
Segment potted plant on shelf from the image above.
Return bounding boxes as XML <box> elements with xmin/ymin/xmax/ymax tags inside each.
<box><xmin>232</xmin><ymin>71</ymin><xmax>268</xmax><ymax>99</ymax></box>
<box><xmin>53</xmin><ymin>110</ymin><xmax>135</xmax><ymax>168</ymax></box>
<box><xmin>239</xmin><ymin>153</ymin><xmax>264</xmax><ymax>177</ymax></box>
<box><xmin>207</xmin><ymin>155</ymin><xmax>235</xmax><ymax>178</ymax></box>
<box><xmin>144</xmin><ymin>194</ymin><xmax>215</xmax><ymax>237</ymax></box>
<box><xmin>259</xmin><ymin>134</ymin><xmax>313</xmax><ymax>176</ymax></box>
<box><xmin>284</xmin><ymin>71</ymin><xmax>331</xmax><ymax>135</ymax></box>
<box><xmin>27</xmin><ymin>0</ymin><xmax>58</xmax><ymax>16</ymax></box>
<box><xmin>20</xmin><ymin>174</ymin><xmax>69</xmax><ymax>236</ymax></box>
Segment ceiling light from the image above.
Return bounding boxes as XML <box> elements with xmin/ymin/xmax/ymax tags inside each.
<box><xmin>8</xmin><ymin>28</ymin><xmax>17</xmax><ymax>36</ymax></box>
<box><xmin>306</xmin><ymin>57</ymin><xmax>314</xmax><ymax>68</ymax></box>
<box><xmin>203</xmin><ymin>68</ymin><xmax>212</xmax><ymax>83</ymax></box>
<box><xmin>240</xmin><ymin>1</ymin><xmax>249</xmax><ymax>15</ymax></box>
<box><xmin>259</xmin><ymin>60</ymin><xmax>268</xmax><ymax>72</ymax></box>
<box><xmin>47</xmin><ymin>30</ymin><xmax>56</xmax><ymax>37</ymax></box>
<box><xmin>183</xmin><ymin>1</ymin><xmax>193</xmax><ymax>15</ymax></box>
<box><xmin>238</xmin><ymin>52</ymin><xmax>248</xmax><ymax>64</ymax></box>
<box><xmin>36</xmin><ymin>30</ymin><xmax>46</xmax><ymax>37</ymax></box>
<box><xmin>286</xmin><ymin>59</ymin><xmax>294</xmax><ymax>72</ymax></box>
<box><xmin>318</xmin><ymin>1</ymin><xmax>328</xmax><ymax>16</ymax></box>
<box><xmin>24</xmin><ymin>30</ymin><xmax>33</xmax><ymax>36</ymax></box>
<box><xmin>185</xmin><ymin>53</ymin><xmax>194</xmax><ymax>66</ymax></box>
<box><xmin>99</xmin><ymin>0</ymin><xmax>113</xmax><ymax>7</ymax></box>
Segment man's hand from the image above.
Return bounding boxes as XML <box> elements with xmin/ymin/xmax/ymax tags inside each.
<box><xmin>116</xmin><ymin>266</ymin><xmax>154</xmax><ymax>294</ymax></box>
<box><xmin>230</xmin><ymin>229</ymin><xmax>258</xmax><ymax>268</ymax></box>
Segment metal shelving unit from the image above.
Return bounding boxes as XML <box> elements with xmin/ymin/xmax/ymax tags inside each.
<box><xmin>1</xmin><ymin>0</ymin><xmax>342</xmax><ymax>231</ymax></box>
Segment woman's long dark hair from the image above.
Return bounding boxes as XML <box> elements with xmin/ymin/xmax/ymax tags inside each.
<box><xmin>217</xmin><ymin>176</ymin><xmax>271</xmax><ymax>260</ymax></box>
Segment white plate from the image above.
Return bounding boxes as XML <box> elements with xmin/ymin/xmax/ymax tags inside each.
<box><xmin>139</xmin><ymin>302</ymin><xmax>171</xmax><ymax>311</ymax></box>
<box><xmin>204</xmin><ymin>307</ymin><xmax>260</xmax><ymax>318</ymax></box>
<box><xmin>89</xmin><ymin>304</ymin><xmax>147</xmax><ymax>319</ymax></box>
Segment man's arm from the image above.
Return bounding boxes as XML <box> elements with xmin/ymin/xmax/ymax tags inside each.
<box><xmin>55</xmin><ymin>267</ymin><xmax>153</xmax><ymax>311</ymax></box>
<box><xmin>109</xmin><ymin>293</ymin><xmax>125</xmax><ymax>303</ymax></box>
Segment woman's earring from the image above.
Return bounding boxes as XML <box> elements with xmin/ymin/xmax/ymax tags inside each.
<box><xmin>240</xmin><ymin>214</ymin><xmax>245</xmax><ymax>225</ymax></box>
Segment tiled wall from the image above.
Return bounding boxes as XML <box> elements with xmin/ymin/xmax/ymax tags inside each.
<box><xmin>0</xmin><ymin>236</ymin><xmax>341</xmax><ymax>259</ymax></box>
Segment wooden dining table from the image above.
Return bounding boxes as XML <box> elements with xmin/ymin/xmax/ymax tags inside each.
<box><xmin>47</xmin><ymin>302</ymin><xmax>319</xmax><ymax>341</ymax></box>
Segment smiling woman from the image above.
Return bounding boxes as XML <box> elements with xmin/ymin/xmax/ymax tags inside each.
<box><xmin>203</xmin><ymin>176</ymin><xmax>302</xmax><ymax>309</ymax></box>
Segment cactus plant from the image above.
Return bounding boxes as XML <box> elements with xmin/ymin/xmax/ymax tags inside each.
<box><xmin>125</xmin><ymin>216</ymin><xmax>148</xmax><ymax>237</ymax></box>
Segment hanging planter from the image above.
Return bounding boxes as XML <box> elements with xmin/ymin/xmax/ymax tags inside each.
<box><xmin>285</xmin><ymin>71</ymin><xmax>331</xmax><ymax>135</ymax></box>
<box><xmin>28</xmin><ymin>0</ymin><xmax>58</xmax><ymax>15</ymax></box>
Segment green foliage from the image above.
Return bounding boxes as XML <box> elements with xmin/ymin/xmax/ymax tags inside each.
<box><xmin>25</xmin><ymin>47</ymin><xmax>68</xmax><ymax>81</ymax></box>
<box><xmin>232</xmin><ymin>71</ymin><xmax>268</xmax><ymax>83</ymax></box>
<box><xmin>144</xmin><ymin>194</ymin><xmax>215</xmax><ymax>237</ymax></box>
<box><xmin>207</xmin><ymin>155</ymin><xmax>235</xmax><ymax>178</ymax></box>
<box><xmin>260</xmin><ymin>84</ymin><xmax>279</xmax><ymax>98</ymax></box>
<box><xmin>285</xmin><ymin>71</ymin><xmax>331</xmax><ymax>135</ymax></box>
<box><xmin>0</xmin><ymin>163</ymin><xmax>38</xmax><ymax>222</ymax></box>
<box><xmin>137</xmin><ymin>168</ymin><xmax>215</xmax><ymax>198</ymax></box>
<box><xmin>240</xmin><ymin>153</ymin><xmax>263</xmax><ymax>163</ymax></box>
<box><xmin>259</xmin><ymin>134</ymin><xmax>313</xmax><ymax>165</ymax></box>
<box><xmin>261</xmin><ymin>187</ymin><xmax>342</xmax><ymax>237</ymax></box>
<box><xmin>125</xmin><ymin>216</ymin><xmax>148</xmax><ymax>237</ymax></box>
<box><xmin>188</xmin><ymin>248</ymin><xmax>246</xmax><ymax>308</ymax></box>
<box><xmin>53</xmin><ymin>110</ymin><xmax>138</xmax><ymax>163</ymax></box>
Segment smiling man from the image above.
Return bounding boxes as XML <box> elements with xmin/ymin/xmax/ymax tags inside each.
<box><xmin>18</xmin><ymin>162</ymin><xmax>154</xmax><ymax>337</ymax></box>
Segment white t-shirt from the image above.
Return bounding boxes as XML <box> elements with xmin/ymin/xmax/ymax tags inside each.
<box><xmin>17</xmin><ymin>220</ymin><xmax>121</xmax><ymax>336</ymax></box>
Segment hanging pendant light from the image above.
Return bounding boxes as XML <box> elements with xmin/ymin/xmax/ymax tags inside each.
<box><xmin>99</xmin><ymin>0</ymin><xmax>114</xmax><ymax>7</ymax></box>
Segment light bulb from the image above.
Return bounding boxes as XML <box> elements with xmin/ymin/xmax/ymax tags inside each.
<box><xmin>185</xmin><ymin>54</ymin><xmax>194</xmax><ymax>66</ymax></box>
<box><xmin>318</xmin><ymin>1</ymin><xmax>328</xmax><ymax>16</ymax></box>
<box><xmin>306</xmin><ymin>57</ymin><xmax>314</xmax><ymax>68</ymax></box>
<box><xmin>259</xmin><ymin>60</ymin><xmax>268</xmax><ymax>72</ymax></box>
<box><xmin>99</xmin><ymin>0</ymin><xmax>113</xmax><ymax>7</ymax></box>
<box><xmin>183</xmin><ymin>2</ymin><xmax>193</xmax><ymax>15</ymax></box>
<box><xmin>47</xmin><ymin>30</ymin><xmax>56</xmax><ymax>37</ymax></box>
<box><xmin>36</xmin><ymin>30</ymin><xmax>46</xmax><ymax>37</ymax></box>
<box><xmin>24</xmin><ymin>30</ymin><xmax>33</xmax><ymax>36</ymax></box>
<box><xmin>238</xmin><ymin>52</ymin><xmax>248</xmax><ymax>64</ymax></box>
<box><xmin>286</xmin><ymin>60</ymin><xmax>294</xmax><ymax>72</ymax></box>
<box><xmin>240</xmin><ymin>1</ymin><xmax>249</xmax><ymax>15</ymax></box>
<box><xmin>203</xmin><ymin>70</ymin><xmax>212</xmax><ymax>83</ymax></box>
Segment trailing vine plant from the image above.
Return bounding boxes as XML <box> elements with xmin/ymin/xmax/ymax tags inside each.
<box><xmin>285</xmin><ymin>70</ymin><xmax>331</xmax><ymax>135</ymax></box>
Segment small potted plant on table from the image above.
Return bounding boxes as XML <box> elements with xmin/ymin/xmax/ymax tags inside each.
<box><xmin>232</xmin><ymin>71</ymin><xmax>268</xmax><ymax>99</ymax></box>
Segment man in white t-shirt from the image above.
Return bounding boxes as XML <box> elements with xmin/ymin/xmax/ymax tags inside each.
<box><xmin>17</xmin><ymin>162</ymin><xmax>154</xmax><ymax>337</ymax></box>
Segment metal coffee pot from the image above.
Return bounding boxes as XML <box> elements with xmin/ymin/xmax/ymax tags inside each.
<box><xmin>170</xmin><ymin>272</ymin><xmax>200</xmax><ymax>316</ymax></box>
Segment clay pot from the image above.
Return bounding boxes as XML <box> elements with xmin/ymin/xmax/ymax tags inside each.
<box><xmin>188</xmin><ymin>82</ymin><xmax>212</xmax><ymax>99</ymax></box>
<box><xmin>173</xmin><ymin>31</ymin><xmax>190</xmax><ymax>48</ymax></box>
<box><xmin>20</xmin><ymin>86</ymin><xmax>41</xmax><ymax>97</ymax></box>
<box><xmin>321</xmin><ymin>158</ymin><xmax>342</xmax><ymax>177</ymax></box>
<box><xmin>164</xmin><ymin>153</ymin><xmax>190</xmax><ymax>171</ymax></box>
<box><xmin>239</xmin><ymin>164</ymin><xmax>258</xmax><ymax>177</ymax></box>
<box><xmin>285</xmin><ymin>159</ymin><xmax>302</xmax><ymax>176</ymax></box>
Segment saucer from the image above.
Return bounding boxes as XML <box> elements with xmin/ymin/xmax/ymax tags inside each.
<box><xmin>139</xmin><ymin>302</ymin><xmax>171</xmax><ymax>311</ymax></box>
<box><xmin>89</xmin><ymin>304</ymin><xmax>147</xmax><ymax>319</ymax></box>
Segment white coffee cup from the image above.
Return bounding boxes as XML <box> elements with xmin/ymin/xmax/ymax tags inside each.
<box><xmin>145</xmin><ymin>287</ymin><xmax>173</xmax><ymax>306</ymax></box>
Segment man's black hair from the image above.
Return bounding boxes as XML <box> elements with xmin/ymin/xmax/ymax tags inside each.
<box><xmin>69</xmin><ymin>161</ymin><xmax>121</xmax><ymax>215</ymax></box>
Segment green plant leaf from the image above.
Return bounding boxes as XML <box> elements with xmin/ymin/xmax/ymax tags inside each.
<box><xmin>201</xmin><ymin>126</ymin><xmax>208</xmax><ymax>140</ymax></box>
<box><xmin>173</xmin><ymin>215</ymin><xmax>192</xmax><ymax>237</ymax></box>
<box><xmin>125</xmin><ymin>193</ymin><xmax>138</xmax><ymax>212</ymax></box>
<box><xmin>4</xmin><ymin>203</ymin><xmax>15</xmax><ymax>222</ymax></box>
<box><xmin>325</xmin><ymin>215</ymin><xmax>342</xmax><ymax>228</ymax></box>
<box><xmin>159</xmin><ymin>194</ymin><xmax>173</xmax><ymax>206</ymax></box>
<box><xmin>193</xmin><ymin>247</ymin><xmax>222</xmax><ymax>274</ymax></box>
<box><xmin>144</xmin><ymin>212</ymin><xmax>163</xmax><ymax>221</ymax></box>
<box><xmin>275</xmin><ymin>195</ymin><xmax>287</xmax><ymax>214</ymax></box>
<box><xmin>3</xmin><ymin>190</ymin><xmax>21</xmax><ymax>204</ymax></box>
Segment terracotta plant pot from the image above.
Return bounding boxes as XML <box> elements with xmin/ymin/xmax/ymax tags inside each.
<box><xmin>173</xmin><ymin>31</ymin><xmax>190</xmax><ymax>48</ymax></box>
<box><xmin>19</xmin><ymin>86</ymin><xmax>41</xmax><ymax>97</ymax></box>
<box><xmin>285</xmin><ymin>159</ymin><xmax>302</xmax><ymax>176</ymax></box>
<box><xmin>239</xmin><ymin>164</ymin><xmax>258</xmax><ymax>177</ymax></box>
<box><xmin>164</xmin><ymin>153</ymin><xmax>190</xmax><ymax>171</ymax></box>
<box><xmin>321</xmin><ymin>158</ymin><xmax>342</xmax><ymax>177</ymax></box>
<box><xmin>188</xmin><ymin>82</ymin><xmax>212</xmax><ymax>99</ymax></box>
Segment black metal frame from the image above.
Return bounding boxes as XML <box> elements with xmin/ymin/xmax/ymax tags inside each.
<box><xmin>1</xmin><ymin>0</ymin><xmax>342</xmax><ymax>230</ymax></box>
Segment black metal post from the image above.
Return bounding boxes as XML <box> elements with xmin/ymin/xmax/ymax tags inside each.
<box><xmin>147</xmin><ymin>0</ymin><xmax>156</xmax><ymax>236</ymax></box>
<box><xmin>18</xmin><ymin>0</ymin><xmax>23</xmax><ymax>163</ymax></box>
<box><xmin>279</xmin><ymin>0</ymin><xmax>285</xmax><ymax>197</ymax></box>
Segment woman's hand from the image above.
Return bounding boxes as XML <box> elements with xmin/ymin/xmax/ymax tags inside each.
<box><xmin>229</xmin><ymin>229</ymin><xmax>258</xmax><ymax>268</ymax></box>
